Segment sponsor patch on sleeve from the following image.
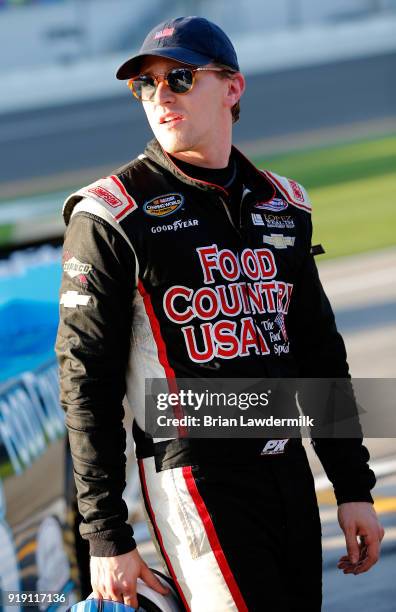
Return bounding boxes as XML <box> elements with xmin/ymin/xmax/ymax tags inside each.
<box><xmin>72</xmin><ymin>175</ymin><xmax>138</xmax><ymax>221</ymax></box>
<box><xmin>263</xmin><ymin>171</ymin><xmax>311</xmax><ymax>213</ymax></box>
<box><xmin>62</xmin><ymin>251</ymin><xmax>92</xmax><ymax>286</ymax></box>
<box><xmin>60</xmin><ymin>291</ymin><xmax>91</xmax><ymax>308</ymax></box>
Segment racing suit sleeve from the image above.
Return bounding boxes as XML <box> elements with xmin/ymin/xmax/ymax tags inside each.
<box><xmin>55</xmin><ymin>211</ymin><xmax>136</xmax><ymax>556</ymax></box>
<box><xmin>288</xmin><ymin>218</ymin><xmax>376</xmax><ymax>505</ymax></box>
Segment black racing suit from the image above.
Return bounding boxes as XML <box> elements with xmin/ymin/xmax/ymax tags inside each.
<box><xmin>56</xmin><ymin>139</ymin><xmax>376</xmax><ymax>611</ymax></box>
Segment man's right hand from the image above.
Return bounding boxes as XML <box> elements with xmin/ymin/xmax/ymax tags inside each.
<box><xmin>90</xmin><ymin>548</ymin><xmax>170</xmax><ymax>608</ymax></box>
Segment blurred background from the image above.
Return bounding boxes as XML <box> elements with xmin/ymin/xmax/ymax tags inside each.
<box><xmin>0</xmin><ymin>0</ymin><xmax>395</xmax><ymax>610</ymax></box>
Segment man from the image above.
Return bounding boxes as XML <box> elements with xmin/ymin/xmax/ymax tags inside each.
<box><xmin>56</xmin><ymin>16</ymin><xmax>384</xmax><ymax>611</ymax></box>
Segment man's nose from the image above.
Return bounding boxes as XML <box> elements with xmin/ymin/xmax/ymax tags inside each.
<box><xmin>153</xmin><ymin>79</ymin><xmax>174</xmax><ymax>104</ymax></box>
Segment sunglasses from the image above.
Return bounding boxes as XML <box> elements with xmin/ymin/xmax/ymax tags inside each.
<box><xmin>127</xmin><ymin>66</ymin><xmax>227</xmax><ymax>101</ymax></box>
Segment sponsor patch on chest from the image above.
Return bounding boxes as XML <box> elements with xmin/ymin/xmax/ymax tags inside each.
<box><xmin>255</xmin><ymin>198</ymin><xmax>288</xmax><ymax>212</ymax></box>
<box><xmin>144</xmin><ymin>193</ymin><xmax>184</xmax><ymax>217</ymax></box>
<box><xmin>151</xmin><ymin>218</ymin><xmax>199</xmax><ymax>233</ymax></box>
<box><xmin>261</xmin><ymin>439</ymin><xmax>289</xmax><ymax>455</ymax></box>
<box><xmin>263</xmin><ymin>234</ymin><xmax>295</xmax><ymax>249</ymax></box>
<box><xmin>251</xmin><ymin>213</ymin><xmax>295</xmax><ymax>229</ymax></box>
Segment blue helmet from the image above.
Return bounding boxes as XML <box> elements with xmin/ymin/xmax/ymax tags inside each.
<box><xmin>70</xmin><ymin>602</ymin><xmax>134</xmax><ymax>612</ymax></box>
<box><xmin>68</xmin><ymin>570</ymin><xmax>183</xmax><ymax>612</ymax></box>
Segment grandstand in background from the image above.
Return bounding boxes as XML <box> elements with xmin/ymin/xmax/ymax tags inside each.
<box><xmin>1</xmin><ymin>0</ymin><xmax>396</xmax><ymax>71</ymax></box>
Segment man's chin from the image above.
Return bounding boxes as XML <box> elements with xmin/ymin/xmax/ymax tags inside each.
<box><xmin>154</xmin><ymin>135</ymin><xmax>190</xmax><ymax>155</ymax></box>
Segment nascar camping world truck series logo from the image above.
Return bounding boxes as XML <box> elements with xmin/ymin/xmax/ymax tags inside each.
<box><xmin>143</xmin><ymin>193</ymin><xmax>184</xmax><ymax>217</ymax></box>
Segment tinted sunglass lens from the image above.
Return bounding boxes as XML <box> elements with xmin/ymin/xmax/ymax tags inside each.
<box><xmin>129</xmin><ymin>69</ymin><xmax>194</xmax><ymax>100</ymax></box>
<box><xmin>168</xmin><ymin>68</ymin><xmax>193</xmax><ymax>93</ymax></box>
<box><xmin>135</xmin><ymin>76</ymin><xmax>156</xmax><ymax>100</ymax></box>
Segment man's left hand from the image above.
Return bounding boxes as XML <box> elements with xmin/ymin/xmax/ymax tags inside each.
<box><xmin>337</xmin><ymin>502</ymin><xmax>384</xmax><ymax>575</ymax></box>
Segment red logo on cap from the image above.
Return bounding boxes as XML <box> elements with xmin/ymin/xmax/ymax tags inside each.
<box><xmin>154</xmin><ymin>28</ymin><xmax>175</xmax><ymax>39</ymax></box>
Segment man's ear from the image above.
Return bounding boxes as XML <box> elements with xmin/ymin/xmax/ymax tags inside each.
<box><xmin>226</xmin><ymin>72</ymin><xmax>245</xmax><ymax>109</ymax></box>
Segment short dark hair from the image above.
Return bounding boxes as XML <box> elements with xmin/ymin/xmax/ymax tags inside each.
<box><xmin>212</xmin><ymin>63</ymin><xmax>241</xmax><ymax>124</ymax></box>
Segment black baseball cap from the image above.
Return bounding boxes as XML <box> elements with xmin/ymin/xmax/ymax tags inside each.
<box><xmin>116</xmin><ymin>16</ymin><xmax>240</xmax><ymax>80</ymax></box>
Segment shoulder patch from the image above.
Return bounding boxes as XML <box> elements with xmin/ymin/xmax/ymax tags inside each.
<box><xmin>63</xmin><ymin>175</ymin><xmax>138</xmax><ymax>225</ymax></box>
<box><xmin>263</xmin><ymin>170</ymin><xmax>311</xmax><ymax>213</ymax></box>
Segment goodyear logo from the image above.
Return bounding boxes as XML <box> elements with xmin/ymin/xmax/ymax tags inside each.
<box><xmin>143</xmin><ymin>193</ymin><xmax>184</xmax><ymax>217</ymax></box>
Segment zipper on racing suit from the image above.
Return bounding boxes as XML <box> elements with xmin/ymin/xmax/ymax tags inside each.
<box><xmin>163</xmin><ymin>149</ymin><xmax>271</xmax><ymax>362</ymax></box>
<box><xmin>218</xmin><ymin>194</ymin><xmax>270</xmax><ymax>361</ymax></box>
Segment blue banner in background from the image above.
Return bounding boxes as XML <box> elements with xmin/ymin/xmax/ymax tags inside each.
<box><xmin>0</xmin><ymin>245</ymin><xmax>61</xmax><ymax>382</ymax></box>
<box><xmin>0</xmin><ymin>244</ymin><xmax>64</xmax><ymax>476</ymax></box>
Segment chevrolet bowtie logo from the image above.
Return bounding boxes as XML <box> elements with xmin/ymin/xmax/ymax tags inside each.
<box><xmin>263</xmin><ymin>234</ymin><xmax>295</xmax><ymax>249</ymax></box>
<box><xmin>60</xmin><ymin>291</ymin><xmax>91</xmax><ymax>308</ymax></box>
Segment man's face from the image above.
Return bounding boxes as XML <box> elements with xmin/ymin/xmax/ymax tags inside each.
<box><xmin>138</xmin><ymin>56</ymin><xmax>234</xmax><ymax>159</ymax></box>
